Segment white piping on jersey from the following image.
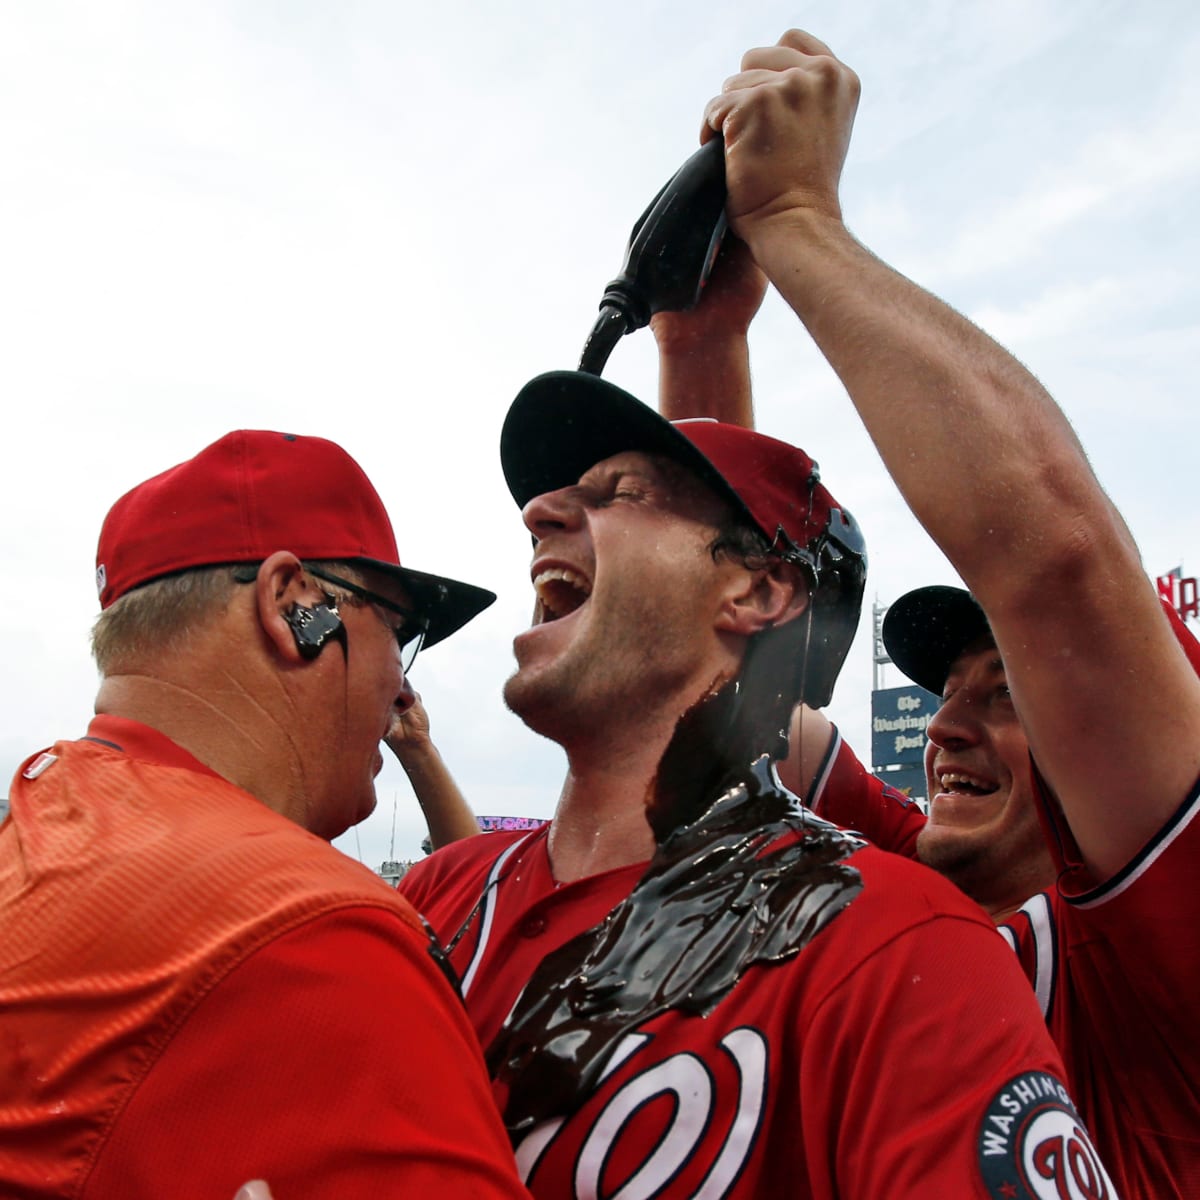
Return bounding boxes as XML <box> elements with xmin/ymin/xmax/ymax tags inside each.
<box><xmin>806</xmin><ymin>725</ymin><xmax>842</xmax><ymax>812</ymax></box>
<box><xmin>460</xmin><ymin>835</ymin><xmax>532</xmax><ymax>998</ymax></box>
<box><xmin>1070</xmin><ymin>778</ymin><xmax>1200</xmax><ymax>910</ymax></box>
<box><xmin>999</xmin><ymin>892</ymin><xmax>1055</xmax><ymax>1019</ymax></box>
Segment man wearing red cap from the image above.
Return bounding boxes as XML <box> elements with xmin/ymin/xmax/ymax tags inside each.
<box><xmin>0</xmin><ymin>431</ymin><xmax>528</xmax><ymax>1198</ymax></box>
<box><xmin>399</xmin><ymin>364</ymin><xmax>1106</xmax><ymax>1192</ymax></box>
<box><xmin>689</xmin><ymin>28</ymin><xmax>1200</xmax><ymax>1199</ymax></box>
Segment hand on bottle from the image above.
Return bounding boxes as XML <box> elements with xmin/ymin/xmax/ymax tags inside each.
<box><xmin>702</xmin><ymin>29</ymin><xmax>859</xmax><ymax>241</ymax></box>
<box><xmin>650</xmin><ymin>235</ymin><xmax>767</xmax><ymax>353</ymax></box>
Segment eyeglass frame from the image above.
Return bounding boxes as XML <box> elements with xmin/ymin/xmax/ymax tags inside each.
<box><xmin>232</xmin><ymin>561</ymin><xmax>429</xmax><ymax>674</ymax></box>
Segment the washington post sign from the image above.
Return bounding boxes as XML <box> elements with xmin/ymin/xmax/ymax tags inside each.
<box><xmin>1158</xmin><ymin>568</ymin><xmax>1199</xmax><ymax>624</ymax></box>
<box><xmin>872</xmin><ymin>685</ymin><xmax>940</xmax><ymax>804</ymax></box>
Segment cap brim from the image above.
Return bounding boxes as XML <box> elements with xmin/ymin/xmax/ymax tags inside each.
<box><xmin>354</xmin><ymin>559</ymin><xmax>495</xmax><ymax>651</ymax></box>
<box><xmin>500</xmin><ymin>371</ymin><xmax>759</xmax><ymax>531</ymax></box>
<box><xmin>881</xmin><ymin>585</ymin><xmax>991</xmax><ymax>695</ymax></box>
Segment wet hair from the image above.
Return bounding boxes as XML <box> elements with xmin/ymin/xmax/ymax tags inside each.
<box><xmin>91</xmin><ymin>559</ymin><xmax>368</xmax><ymax>676</ymax></box>
<box><xmin>708</xmin><ymin>518</ymin><xmax>777</xmax><ymax>574</ymax></box>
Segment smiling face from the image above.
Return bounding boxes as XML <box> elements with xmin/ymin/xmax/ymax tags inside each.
<box><xmin>503</xmin><ymin>451</ymin><xmax>750</xmax><ymax>753</ymax></box>
<box><xmin>917</xmin><ymin>635</ymin><xmax>1055</xmax><ymax>917</ymax></box>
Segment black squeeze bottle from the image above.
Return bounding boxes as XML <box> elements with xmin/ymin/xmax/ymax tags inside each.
<box><xmin>579</xmin><ymin>136</ymin><xmax>727</xmax><ymax>376</ymax></box>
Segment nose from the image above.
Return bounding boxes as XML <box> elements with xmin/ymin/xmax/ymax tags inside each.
<box><xmin>393</xmin><ymin>676</ymin><xmax>416</xmax><ymax>716</ymax></box>
<box><xmin>522</xmin><ymin>485</ymin><xmax>585</xmax><ymax>541</ymax></box>
<box><xmin>926</xmin><ymin>688</ymin><xmax>981</xmax><ymax>751</ymax></box>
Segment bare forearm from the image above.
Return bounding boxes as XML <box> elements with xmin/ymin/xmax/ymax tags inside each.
<box><xmin>745</xmin><ymin>210</ymin><xmax>1129</xmax><ymax>601</ymax></box>
<box><xmin>655</xmin><ymin>332</ymin><xmax>755</xmax><ymax>427</ymax></box>
<box><xmin>650</xmin><ymin>235</ymin><xmax>765</xmax><ymax>428</ymax></box>
<box><xmin>708</xmin><ymin>25</ymin><xmax>1200</xmax><ymax>888</ymax></box>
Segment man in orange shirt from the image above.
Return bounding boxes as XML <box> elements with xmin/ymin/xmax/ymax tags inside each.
<box><xmin>0</xmin><ymin>430</ymin><xmax>529</xmax><ymax>1200</ymax></box>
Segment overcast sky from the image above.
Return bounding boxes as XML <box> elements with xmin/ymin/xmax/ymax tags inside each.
<box><xmin>3</xmin><ymin>1</ymin><xmax>1197</xmax><ymax>867</ymax></box>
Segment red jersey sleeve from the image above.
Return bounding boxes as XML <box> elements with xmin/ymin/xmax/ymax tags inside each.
<box><xmin>801</xmin><ymin>908</ymin><xmax>1112</xmax><ymax>1199</ymax></box>
<box><xmin>83</xmin><ymin>907</ymin><xmax>529</xmax><ymax>1200</ymax></box>
<box><xmin>807</xmin><ymin>728</ymin><xmax>926</xmax><ymax>859</ymax></box>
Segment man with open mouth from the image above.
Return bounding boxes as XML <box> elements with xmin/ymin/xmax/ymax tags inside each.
<box><xmin>399</xmin><ymin>36</ymin><xmax>1107</xmax><ymax>1197</ymax></box>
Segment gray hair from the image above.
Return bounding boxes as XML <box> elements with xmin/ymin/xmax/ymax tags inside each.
<box><xmin>91</xmin><ymin>560</ymin><xmax>367</xmax><ymax>676</ymax></box>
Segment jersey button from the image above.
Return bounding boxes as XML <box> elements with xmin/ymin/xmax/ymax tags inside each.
<box><xmin>519</xmin><ymin>915</ymin><xmax>548</xmax><ymax>938</ymax></box>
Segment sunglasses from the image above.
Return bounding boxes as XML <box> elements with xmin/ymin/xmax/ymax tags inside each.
<box><xmin>304</xmin><ymin>566</ymin><xmax>428</xmax><ymax>674</ymax></box>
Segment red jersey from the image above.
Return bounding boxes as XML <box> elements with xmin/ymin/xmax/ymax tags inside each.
<box><xmin>0</xmin><ymin>717</ymin><xmax>527</xmax><ymax>1200</ymax></box>
<box><xmin>999</xmin><ymin>774</ymin><xmax>1200</xmax><ymax>1200</ymax></box>
<box><xmin>807</xmin><ymin>724</ymin><xmax>925</xmax><ymax>857</ymax></box>
<box><xmin>402</xmin><ymin>800</ymin><xmax>1106</xmax><ymax>1200</ymax></box>
<box><xmin>812</xmin><ymin>733</ymin><xmax>1200</xmax><ymax>1199</ymax></box>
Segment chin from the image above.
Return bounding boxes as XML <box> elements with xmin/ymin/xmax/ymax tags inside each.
<box><xmin>503</xmin><ymin>663</ymin><xmax>544</xmax><ymax>719</ymax></box>
<box><xmin>916</xmin><ymin>823</ymin><xmax>986</xmax><ymax>878</ymax></box>
<box><xmin>503</xmin><ymin>667</ymin><xmax>575</xmax><ymax>743</ymax></box>
<box><xmin>332</xmin><ymin>785</ymin><xmax>377</xmax><ymax>841</ymax></box>
<box><xmin>357</xmin><ymin>784</ymin><xmax>379</xmax><ymax>824</ymax></box>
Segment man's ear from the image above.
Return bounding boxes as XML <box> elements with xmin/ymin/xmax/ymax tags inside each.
<box><xmin>715</xmin><ymin>559</ymin><xmax>811</xmax><ymax>637</ymax></box>
<box><xmin>255</xmin><ymin>551</ymin><xmax>330</xmax><ymax>663</ymax></box>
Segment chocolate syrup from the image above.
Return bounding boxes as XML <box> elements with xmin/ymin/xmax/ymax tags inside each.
<box><xmin>486</xmin><ymin>751</ymin><xmax>864</xmax><ymax>1138</ymax></box>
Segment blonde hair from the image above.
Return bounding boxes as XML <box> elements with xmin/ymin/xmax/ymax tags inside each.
<box><xmin>91</xmin><ymin>560</ymin><xmax>368</xmax><ymax>676</ymax></box>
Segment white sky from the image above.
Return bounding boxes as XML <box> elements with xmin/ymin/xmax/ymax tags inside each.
<box><xmin>2</xmin><ymin>1</ymin><xmax>1197</xmax><ymax>867</ymax></box>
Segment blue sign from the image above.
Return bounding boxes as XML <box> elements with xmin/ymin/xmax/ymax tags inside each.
<box><xmin>871</xmin><ymin>684</ymin><xmax>940</xmax><ymax>770</ymax></box>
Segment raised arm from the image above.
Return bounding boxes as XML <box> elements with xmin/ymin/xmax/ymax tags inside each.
<box><xmin>652</xmin><ymin>234</ymin><xmax>841</xmax><ymax>790</ymax></box>
<box><xmin>704</xmin><ymin>30</ymin><xmax>1200</xmax><ymax>880</ymax></box>
<box><xmin>386</xmin><ymin>692</ymin><xmax>481</xmax><ymax>850</ymax></box>
<box><xmin>651</xmin><ymin>236</ymin><xmax>766</xmax><ymax>427</ymax></box>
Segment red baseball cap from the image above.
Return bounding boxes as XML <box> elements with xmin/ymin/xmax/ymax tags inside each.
<box><xmin>500</xmin><ymin>371</ymin><xmax>862</xmax><ymax>561</ymax></box>
<box><xmin>499</xmin><ymin>372</ymin><xmax>866</xmax><ymax>706</ymax></box>
<box><xmin>95</xmin><ymin>430</ymin><xmax>495</xmax><ymax>649</ymax></box>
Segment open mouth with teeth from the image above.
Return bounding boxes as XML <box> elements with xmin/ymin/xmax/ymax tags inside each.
<box><xmin>936</xmin><ymin>771</ymin><xmax>999</xmax><ymax>798</ymax></box>
<box><xmin>533</xmin><ymin>567</ymin><xmax>592</xmax><ymax>622</ymax></box>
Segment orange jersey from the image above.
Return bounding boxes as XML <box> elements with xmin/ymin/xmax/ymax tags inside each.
<box><xmin>0</xmin><ymin>716</ymin><xmax>526</xmax><ymax>1200</ymax></box>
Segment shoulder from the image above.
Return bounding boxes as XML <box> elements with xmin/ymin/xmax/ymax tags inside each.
<box><xmin>1062</xmin><ymin>770</ymin><xmax>1200</xmax><ymax>904</ymax></box>
<box><xmin>789</xmin><ymin>837</ymin><xmax>1013</xmax><ymax>1005</ymax></box>
<box><xmin>807</xmin><ymin>730</ymin><xmax>926</xmax><ymax>858</ymax></box>
<box><xmin>842</xmin><ymin>839</ymin><xmax>993</xmax><ymax>932</ymax></box>
<box><xmin>85</xmin><ymin>907</ymin><xmax>527</xmax><ymax>1200</ymax></box>
<box><xmin>400</xmin><ymin>829</ymin><xmax>533</xmax><ymax>923</ymax></box>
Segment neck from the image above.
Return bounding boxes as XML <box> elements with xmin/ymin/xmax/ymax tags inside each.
<box><xmin>544</xmin><ymin>667</ymin><xmax>773</xmax><ymax>883</ymax></box>
<box><xmin>544</xmin><ymin>706</ymin><xmax>694</xmax><ymax>883</ymax></box>
<box><xmin>975</xmin><ymin>857</ymin><xmax>1058</xmax><ymax>925</ymax></box>
<box><xmin>524</xmin><ymin>647</ymin><xmax>766</xmax><ymax>883</ymax></box>
<box><xmin>94</xmin><ymin>672</ymin><xmax>309</xmax><ymax>829</ymax></box>
<box><xmin>546</xmin><ymin>762</ymin><xmax>658</xmax><ymax>885</ymax></box>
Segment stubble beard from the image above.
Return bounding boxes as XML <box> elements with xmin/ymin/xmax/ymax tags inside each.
<box><xmin>503</xmin><ymin>655</ymin><xmax>581</xmax><ymax>746</ymax></box>
<box><xmin>915</xmin><ymin>824</ymin><xmax>996</xmax><ymax>904</ymax></box>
